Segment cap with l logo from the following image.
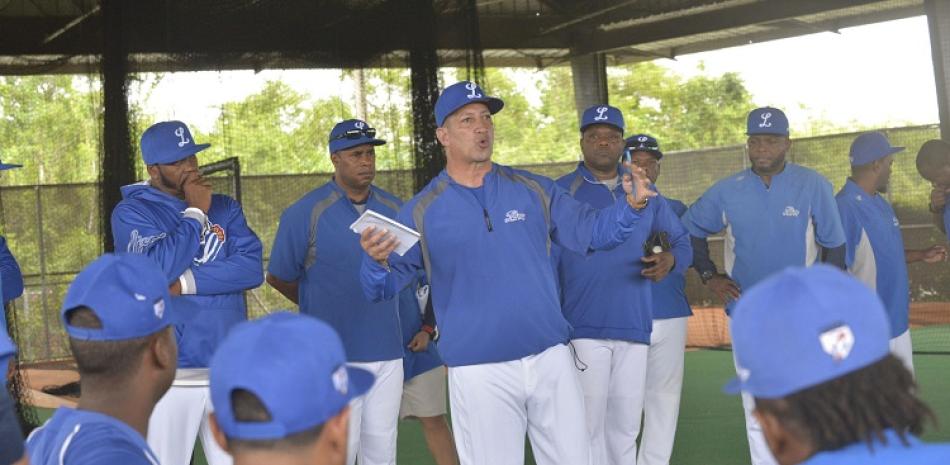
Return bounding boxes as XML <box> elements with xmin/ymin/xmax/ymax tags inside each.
<box><xmin>434</xmin><ymin>81</ymin><xmax>505</xmax><ymax>127</ymax></box>
<box><xmin>580</xmin><ymin>104</ymin><xmax>625</xmax><ymax>134</ymax></box>
<box><xmin>140</xmin><ymin>121</ymin><xmax>211</xmax><ymax>165</ymax></box>
<box><xmin>746</xmin><ymin>107</ymin><xmax>789</xmax><ymax>136</ymax></box>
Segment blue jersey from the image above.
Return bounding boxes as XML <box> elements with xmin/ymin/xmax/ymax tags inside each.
<box><xmin>555</xmin><ymin>163</ymin><xmax>692</xmax><ymax>343</ymax></box>
<box><xmin>651</xmin><ymin>198</ymin><xmax>693</xmax><ymax>319</ymax></box>
<box><xmin>269</xmin><ymin>181</ymin><xmax>404</xmax><ymax>362</ymax></box>
<box><xmin>836</xmin><ymin>180</ymin><xmax>909</xmax><ymax>337</ymax></box>
<box><xmin>112</xmin><ymin>183</ymin><xmax>264</xmax><ymax>368</ymax></box>
<box><xmin>0</xmin><ymin>321</ymin><xmax>14</xmax><ymax>387</ymax></box>
<box><xmin>27</xmin><ymin>408</ymin><xmax>160</xmax><ymax>465</ymax></box>
<box><xmin>0</xmin><ymin>235</ymin><xmax>24</xmax><ymax>330</ymax></box>
<box><xmin>360</xmin><ymin>163</ymin><xmax>645</xmax><ymax>367</ymax></box>
<box><xmin>801</xmin><ymin>430</ymin><xmax>950</xmax><ymax>464</ymax></box>
<box><xmin>682</xmin><ymin>163</ymin><xmax>845</xmax><ymax>313</ymax></box>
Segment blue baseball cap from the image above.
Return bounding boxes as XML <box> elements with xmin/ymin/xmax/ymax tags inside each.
<box><xmin>0</xmin><ymin>159</ymin><xmax>22</xmax><ymax>170</ymax></box>
<box><xmin>746</xmin><ymin>107</ymin><xmax>789</xmax><ymax>136</ymax></box>
<box><xmin>580</xmin><ymin>104</ymin><xmax>625</xmax><ymax>134</ymax></box>
<box><xmin>724</xmin><ymin>265</ymin><xmax>891</xmax><ymax>399</ymax></box>
<box><xmin>434</xmin><ymin>81</ymin><xmax>504</xmax><ymax>127</ymax></box>
<box><xmin>849</xmin><ymin>132</ymin><xmax>904</xmax><ymax>166</ymax></box>
<box><xmin>210</xmin><ymin>312</ymin><xmax>374</xmax><ymax>440</ymax></box>
<box><xmin>328</xmin><ymin>119</ymin><xmax>386</xmax><ymax>154</ymax></box>
<box><xmin>141</xmin><ymin>121</ymin><xmax>211</xmax><ymax>165</ymax></box>
<box><xmin>61</xmin><ymin>253</ymin><xmax>186</xmax><ymax>341</ymax></box>
<box><xmin>626</xmin><ymin>134</ymin><xmax>662</xmax><ymax>159</ymax></box>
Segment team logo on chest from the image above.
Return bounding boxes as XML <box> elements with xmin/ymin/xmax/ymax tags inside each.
<box><xmin>819</xmin><ymin>324</ymin><xmax>854</xmax><ymax>362</ymax></box>
<box><xmin>504</xmin><ymin>209</ymin><xmax>526</xmax><ymax>223</ymax></box>
<box><xmin>782</xmin><ymin>206</ymin><xmax>800</xmax><ymax>217</ymax></box>
<box><xmin>195</xmin><ymin>223</ymin><xmax>227</xmax><ymax>265</ymax></box>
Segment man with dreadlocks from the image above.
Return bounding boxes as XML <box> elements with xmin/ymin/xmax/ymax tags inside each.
<box><xmin>725</xmin><ymin>264</ymin><xmax>950</xmax><ymax>464</ymax></box>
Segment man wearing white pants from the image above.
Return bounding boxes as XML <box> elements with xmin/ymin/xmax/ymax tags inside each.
<box><xmin>626</xmin><ymin>134</ymin><xmax>692</xmax><ymax>465</ymax></box>
<box><xmin>360</xmin><ymin>81</ymin><xmax>656</xmax><ymax>465</ymax></box>
<box><xmin>267</xmin><ymin>119</ymin><xmax>407</xmax><ymax>465</ymax></box>
<box><xmin>112</xmin><ymin>121</ymin><xmax>264</xmax><ymax>465</ymax></box>
<box><xmin>555</xmin><ymin>111</ymin><xmax>691</xmax><ymax>465</ymax></box>
<box><xmin>836</xmin><ymin>132</ymin><xmax>947</xmax><ymax>376</ymax></box>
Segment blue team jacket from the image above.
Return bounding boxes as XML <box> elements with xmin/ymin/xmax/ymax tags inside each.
<box><xmin>111</xmin><ymin>183</ymin><xmax>264</xmax><ymax>368</ymax></box>
<box><xmin>0</xmin><ymin>236</ymin><xmax>23</xmax><ymax>330</ymax></box>
<box><xmin>555</xmin><ymin>163</ymin><xmax>692</xmax><ymax>343</ymax></box>
<box><xmin>361</xmin><ymin>163</ymin><xmax>643</xmax><ymax>367</ymax></box>
<box><xmin>268</xmin><ymin>181</ymin><xmax>404</xmax><ymax>363</ymax></box>
<box><xmin>27</xmin><ymin>408</ymin><xmax>159</xmax><ymax>465</ymax></box>
<box><xmin>651</xmin><ymin>198</ymin><xmax>693</xmax><ymax>319</ymax></box>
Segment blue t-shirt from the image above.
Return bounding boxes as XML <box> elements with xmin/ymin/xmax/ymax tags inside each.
<box><xmin>27</xmin><ymin>408</ymin><xmax>160</xmax><ymax>465</ymax></box>
<box><xmin>681</xmin><ymin>163</ymin><xmax>845</xmax><ymax>313</ymax></box>
<box><xmin>836</xmin><ymin>179</ymin><xmax>909</xmax><ymax>337</ymax></box>
<box><xmin>801</xmin><ymin>430</ymin><xmax>950</xmax><ymax>464</ymax></box>
<box><xmin>269</xmin><ymin>181</ymin><xmax>404</xmax><ymax>362</ymax></box>
<box><xmin>651</xmin><ymin>198</ymin><xmax>693</xmax><ymax>319</ymax></box>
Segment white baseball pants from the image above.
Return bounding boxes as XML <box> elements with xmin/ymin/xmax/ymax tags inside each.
<box><xmin>733</xmin><ymin>351</ymin><xmax>778</xmax><ymax>465</ymax></box>
<box><xmin>346</xmin><ymin>358</ymin><xmax>403</xmax><ymax>465</ymax></box>
<box><xmin>638</xmin><ymin>317</ymin><xmax>688</xmax><ymax>465</ymax></box>
<box><xmin>572</xmin><ymin>338</ymin><xmax>649</xmax><ymax>465</ymax></box>
<box><xmin>448</xmin><ymin>343</ymin><xmax>591</xmax><ymax>465</ymax></box>
<box><xmin>147</xmin><ymin>385</ymin><xmax>232</xmax><ymax>465</ymax></box>
<box><xmin>890</xmin><ymin>329</ymin><xmax>915</xmax><ymax>376</ymax></box>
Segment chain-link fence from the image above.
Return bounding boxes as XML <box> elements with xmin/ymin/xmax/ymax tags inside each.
<box><xmin>5</xmin><ymin>124</ymin><xmax>949</xmax><ymax>362</ymax></box>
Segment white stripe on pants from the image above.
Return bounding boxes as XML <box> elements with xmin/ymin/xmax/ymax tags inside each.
<box><xmin>639</xmin><ymin>317</ymin><xmax>687</xmax><ymax>465</ymax></box>
<box><xmin>733</xmin><ymin>351</ymin><xmax>778</xmax><ymax>465</ymax></box>
<box><xmin>147</xmin><ymin>385</ymin><xmax>232</xmax><ymax>465</ymax></box>
<box><xmin>573</xmin><ymin>338</ymin><xmax>649</xmax><ymax>465</ymax></box>
<box><xmin>347</xmin><ymin>358</ymin><xmax>403</xmax><ymax>465</ymax></box>
<box><xmin>890</xmin><ymin>329</ymin><xmax>915</xmax><ymax>376</ymax></box>
<box><xmin>448</xmin><ymin>344</ymin><xmax>591</xmax><ymax>465</ymax></box>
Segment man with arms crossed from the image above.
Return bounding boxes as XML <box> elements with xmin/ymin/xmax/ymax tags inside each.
<box><xmin>360</xmin><ymin>81</ymin><xmax>655</xmax><ymax>465</ymax></box>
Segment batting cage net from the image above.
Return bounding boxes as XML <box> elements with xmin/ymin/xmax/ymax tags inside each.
<box><xmin>2</xmin><ymin>123</ymin><xmax>949</xmax><ymax>365</ymax></box>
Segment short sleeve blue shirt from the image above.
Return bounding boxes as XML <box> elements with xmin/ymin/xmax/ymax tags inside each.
<box><xmin>801</xmin><ymin>431</ymin><xmax>950</xmax><ymax>465</ymax></box>
<box><xmin>836</xmin><ymin>180</ymin><xmax>910</xmax><ymax>337</ymax></box>
<box><xmin>27</xmin><ymin>408</ymin><xmax>159</xmax><ymax>465</ymax></box>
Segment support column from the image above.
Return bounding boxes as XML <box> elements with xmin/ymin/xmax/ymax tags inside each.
<box><xmin>409</xmin><ymin>0</ymin><xmax>442</xmax><ymax>192</ymax></box>
<box><xmin>100</xmin><ymin>0</ymin><xmax>135</xmax><ymax>252</ymax></box>
<box><xmin>927</xmin><ymin>0</ymin><xmax>950</xmax><ymax>141</ymax></box>
<box><xmin>570</xmin><ymin>52</ymin><xmax>609</xmax><ymax>122</ymax></box>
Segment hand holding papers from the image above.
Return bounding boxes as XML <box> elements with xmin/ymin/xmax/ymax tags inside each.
<box><xmin>350</xmin><ymin>209</ymin><xmax>420</xmax><ymax>256</ymax></box>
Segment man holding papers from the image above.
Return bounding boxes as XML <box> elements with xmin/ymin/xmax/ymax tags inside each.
<box><xmin>359</xmin><ymin>81</ymin><xmax>655</xmax><ymax>465</ymax></box>
<box><xmin>267</xmin><ymin>119</ymin><xmax>407</xmax><ymax>465</ymax></box>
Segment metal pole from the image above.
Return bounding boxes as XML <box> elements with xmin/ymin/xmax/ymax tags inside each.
<box><xmin>34</xmin><ymin>186</ymin><xmax>51</xmax><ymax>360</ymax></box>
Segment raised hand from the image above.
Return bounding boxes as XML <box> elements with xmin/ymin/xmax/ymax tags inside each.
<box><xmin>360</xmin><ymin>226</ymin><xmax>399</xmax><ymax>266</ymax></box>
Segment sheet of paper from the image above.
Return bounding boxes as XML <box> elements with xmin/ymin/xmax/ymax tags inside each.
<box><xmin>349</xmin><ymin>209</ymin><xmax>421</xmax><ymax>256</ymax></box>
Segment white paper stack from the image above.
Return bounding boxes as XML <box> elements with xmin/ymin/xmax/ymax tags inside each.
<box><xmin>349</xmin><ymin>209</ymin><xmax>421</xmax><ymax>256</ymax></box>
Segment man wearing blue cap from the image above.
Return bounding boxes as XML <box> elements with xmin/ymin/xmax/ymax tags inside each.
<box><xmin>681</xmin><ymin>107</ymin><xmax>846</xmax><ymax>465</ymax></box>
<box><xmin>835</xmin><ymin>132</ymin><xmax>946</xmax><ymax>375</ymax></box>
<box><xmin>626</xmin><ymin>134</ymin><xmax>692</xmax><ymax>465</ymax></box>
<box><xmin>0</xmin><ymin>322</ymin><xmax>26</xmax><ymax>465</ymax></box>
<box><xmin>112</xmin><ymin>120</ymin><xmax>264</xmax><ymax>465</ymax></box>
<box><xmin>267</xmin><ymin>119</ymin><xmax>407</xmax><ymax>465</ymax></box>
<box><xmin>726</xmin><ymin>265</ymin><xmax>950</xmax><ymax>464</ymax></box>
<box><xmin>26</xmin><ymin>253</ymin><xmax>184</xmax><ymax>465</ymax></box>
<box><xmin>0</xmin><ymin>157</ymin><xmax>24</xmax><ymax>333</ymax></box>
<box><xmin>555</xmin><ymin>110</ymin><xmax>691</xmax><ymax>465</ymax></box>
<box><xmin>360</xmin><ymin>81</ymin><xmax>655</xmax><ymax>465</ymax></box>
<box><xmin>208</xmin><ymin>312</ymin><xmax>375</xmax><ymax>465</ymax></box>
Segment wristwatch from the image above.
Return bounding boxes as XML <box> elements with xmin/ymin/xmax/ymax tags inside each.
<box><xmin>700</xmin><ymin>270</ymin><xmax>715</xmax><ymax>285</ymax></box>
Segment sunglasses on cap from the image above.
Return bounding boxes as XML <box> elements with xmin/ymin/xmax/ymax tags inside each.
<box><xmin>332</xmin><ymin>127</ymin><xmax>377</xmax><ymax>141</ymax></box>
<box><xmin>630</xmin><ymin>141</ymin><xmax>659</xmax><ymax>151</ymax></box>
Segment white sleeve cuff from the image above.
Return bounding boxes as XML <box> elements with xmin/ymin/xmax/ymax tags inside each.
<box><xmin>179</xmin><ymin>269</ymin><xmax>197</xmax><ymax>295</ymax></box>
<box><xmin>182</xmin><ymin>207</ymin><xmax>208</xmax><ymax>226</ymax></box>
